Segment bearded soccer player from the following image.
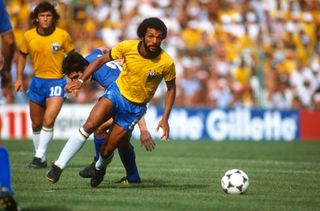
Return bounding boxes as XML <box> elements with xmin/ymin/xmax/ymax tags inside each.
<box><xmin>47</xmin><ymin>48</ymin><xmax>155</xmax><ymax>184</ymax></box>
<box><xmin>47</xmin><ymin>17</ymin><xmax>176</xmax><ymax>188</ymax></box>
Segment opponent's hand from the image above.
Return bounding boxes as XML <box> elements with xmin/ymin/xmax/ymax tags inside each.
<box><xmin>140</xmin><ymin>130</ymin><xmax>156</xmax><ymax>152</ymax></box>
<box><xmin>65</xmin><ymin>79</ymin><xmax>83</xmax><ymax>95</ymax></box>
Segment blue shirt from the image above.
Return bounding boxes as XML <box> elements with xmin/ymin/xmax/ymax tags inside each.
<box><xmin>0</xmin><ymin>0</ymin><xmax>13</xmax><ymax>34</ymax></box>
<box><xmin>85</xmin><ymin>49</ymin><xmax>121</xmax><ymax>89</ymax></box>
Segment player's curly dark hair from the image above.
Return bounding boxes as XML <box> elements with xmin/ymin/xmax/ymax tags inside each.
<box><xmin>137</xmin><ymin>17</ymin><xmax>167</xmax><ymax>39</ymax></box>
<box><xmin>62</xmin><ymin>52</ymin><xmax>89</xmax><ymax>75</ymax></box>
<box><xmin>30</xmin><ymin>1</ymin><xmax>60</xmax><ymax>26</ymax></box>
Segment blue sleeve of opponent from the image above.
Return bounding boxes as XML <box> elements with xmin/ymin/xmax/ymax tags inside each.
<box><xmin>85</xmin><ymin>49</ymin><xmax>103</xmax><ymax>63</ymax></box>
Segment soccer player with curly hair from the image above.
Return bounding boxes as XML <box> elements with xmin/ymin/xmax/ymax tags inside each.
<box><xmin>47</xmin><ymin>17</ymin><xmax>176</xmax><ymax>188</ymax></box>
<box><xmin>14</xmin><ymin>1</ymin><xmax>74</xmax><ymax>169</ymax></box>
<box><xmin>49</xmin><ymin>48</ymin><xmax>155</xmax><ymax>184</ymax></box>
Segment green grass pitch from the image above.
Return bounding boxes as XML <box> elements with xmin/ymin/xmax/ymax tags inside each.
<box><xmin>2</xmin><ymin>139</ymin><xmax>320</xmax><ymax>211</ymax></box>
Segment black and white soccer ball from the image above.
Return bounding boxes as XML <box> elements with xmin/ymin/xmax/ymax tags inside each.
<box><xmin>221</xmin><ymin>169</ymin><xmax>249</xmax><ymax>194</ymax></box>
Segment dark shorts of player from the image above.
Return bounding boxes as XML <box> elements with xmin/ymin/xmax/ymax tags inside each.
<box><xmin>101</xmin><ymin>82</ymin><xmax>147</xmax><ymax>131</ymax></box>
<box><xmin>26</xmin><ymin>76</ymin><xmax>67</xmax><ymax>106</ymax></box>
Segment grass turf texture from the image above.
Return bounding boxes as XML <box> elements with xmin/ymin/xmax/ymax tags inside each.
<box><xmin>2</xmin><ymin>140</ymin><xmax>320</xmax><ymax>211</ymax></box>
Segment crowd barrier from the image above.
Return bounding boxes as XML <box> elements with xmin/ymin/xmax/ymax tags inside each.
<box><xmin>1</xmin><ymin>104</ymin><xmax>319</xmax><ymax>141</ymax></box>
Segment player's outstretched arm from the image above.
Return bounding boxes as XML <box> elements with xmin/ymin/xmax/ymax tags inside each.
<box><xmin>96</xmin><ymin>46</ymin><xmax>109</xmax><ymax>55</ymax></box>
<box><xmin>156</xmin><ymin>78</ymin><xmax>176</xmax><ymax>142</ymax></box>
<box><xmin>137</xmin><ymin>116</ymin><xmax>156</xmax><ymax>152</ymax></box>
<box><xmin>80</xmin><ymin>53</ymin><xmax>111</xmax><ymax>82</ymax></box>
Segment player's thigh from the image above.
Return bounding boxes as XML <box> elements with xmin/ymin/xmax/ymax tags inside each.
<box><xmin>43</xmin><ymin>97</ymin><xmax>64</xmax><ymax>127</ymax></box>
<box><xmin>84</xmin><ymin>98</ymin><xmax>115</xmax><ymax>133</ymax></box>
<box><xmin>29</xmin><ymin>101</ymin><xmax>45</xmax><ymax>130</ymax></box>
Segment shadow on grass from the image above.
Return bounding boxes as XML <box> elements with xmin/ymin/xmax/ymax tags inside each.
<box><xmin>47</xmin><ymin>178</ymin><xmax>208</xmax><ymax>191</ymax></box>
<box><xmin>22</xmin><ymin>206</ymin><xmax>72</xmax><ymax>211</ymax></box>
<box><xmin>106</xmin><ymin>178</ymin><xmax>209</xmax><ymax>190</ymax></box>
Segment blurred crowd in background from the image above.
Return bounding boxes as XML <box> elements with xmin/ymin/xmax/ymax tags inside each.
<box><xmin>2</xmin><ymin>0</ymin><xmax>320</xmax><ymax>109</ymax></box>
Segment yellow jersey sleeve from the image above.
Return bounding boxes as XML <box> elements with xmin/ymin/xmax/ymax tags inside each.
<box><xmin>20</xmin><ymin>27</ymin><xmax>74</xmax><ymax>79</ymax></box>
<box><xmin>111</xmin><ymin>40</ymin><xmax>176</xmax><ymax>104</ymax></box>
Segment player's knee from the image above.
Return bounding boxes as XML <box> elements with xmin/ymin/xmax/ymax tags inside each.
<box><xmin>42</xmin><ymin>118</ymin><xmax>55</xmax><ymax>128</ymax></box>
<box><xmin>31</xmin><ymin>123</ymin><xmax>42</xmax><ymax>132</ymax></box>
<box><xmin>83</xmin><ymin>121</ymin><xmax>99</xmax><ymax>134</ymax></box>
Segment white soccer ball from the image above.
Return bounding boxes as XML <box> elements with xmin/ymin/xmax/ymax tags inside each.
<box><xmin>221</xmin><ymin>169</ymin><xmax>249</xmax><ymax>194</ymax></box>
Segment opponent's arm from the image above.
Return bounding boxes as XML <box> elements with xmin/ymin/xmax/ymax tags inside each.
<box><xmin>137</xmin><ymin>116</ymin><xmax>156</xmax><ymax>152</ymax></box>
<box><xmin>1</xmin><ymin>32</ymin><xmax>15</xmax><ymax>88</ymax></box>
<box><xmin>156</xmin><ymin>78</ymin><xmax>176</xmax><ymax>141</ymax></box>
<box><xmin>97</xmin><ymin>46</ymin><xmax>109</xmax><ymax>54</ymax></box>
<box><xmin>80</xmin><ymin>53</ymin><xmax>111</xmax><ymax>83</ymax></box>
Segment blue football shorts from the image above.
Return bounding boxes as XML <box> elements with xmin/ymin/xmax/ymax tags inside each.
<box><xmin>26</xmin><ymin>76</ymin><xmax>67</xmax><ymax>106</ymax></box>
<box><xmin>101</xmin><ymin>82</ymin><xmax>147</xmax><ymax>131</ymax></box>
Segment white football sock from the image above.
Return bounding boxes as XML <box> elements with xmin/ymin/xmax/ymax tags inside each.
<box><xmin>32</xmin><ymin>131</ymin><xmax>40</xmax><ymax>152</ymax></box>
<box><xmin>35</xmin><ymin>127</ymin><xmax>53</xmax><ymax>162</ymax></box>
<box><xmin>95</xmin><ymin>152</ymin><xmax>114</xmax><ymax>170</ymax></box>
<box><xmin>54</xmin><ymin>127</ymin><xmax>89</xmax><ymax>169</ymax></box>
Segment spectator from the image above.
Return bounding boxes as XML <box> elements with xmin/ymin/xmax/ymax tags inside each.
<box><xmin>4</xmin><ymin>0</ymin><xmax>320</xmax><ymax>109</ymax></box>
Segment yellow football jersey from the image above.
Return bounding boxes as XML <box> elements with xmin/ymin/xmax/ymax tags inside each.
<box><xmin>20</xmin><ymin>27</ymin><xmax>74</xmax><ymax>78</ymax></box>
<box><xmin>111</xmin><ymin>40</ymin><xmax>176</xmax><ymax>104</ymax></box>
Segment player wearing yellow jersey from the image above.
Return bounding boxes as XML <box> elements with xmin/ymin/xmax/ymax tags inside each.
<box><xmin>47</xmin><ymin>17</ymin><xmax>176</xmax><ymax>187</ymax></box>
<box><xmin>14</xmin><ymin>1</ymin><xmax>74</xmax><ymax>169</ymax></box>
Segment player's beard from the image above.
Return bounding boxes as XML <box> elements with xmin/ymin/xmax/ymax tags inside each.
<box><xmin>142</xmin><ymin>39</ymin><xmax>161</xmax><ymax>58</ymax></box>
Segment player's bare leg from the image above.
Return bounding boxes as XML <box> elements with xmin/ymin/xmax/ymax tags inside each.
<box><xmin>91</xmin><ymin>124</ymin><xmax>131</xmax><ymax>187</ymax></box>
<box><xmin>47</xmin><ymin>98</ymin><xmax>114</xmax><ymax>183</ymax></box>
<box><xmin>79</xmin><ymin>120</ymin><xmax>112</xmax><ymax>178</ymax></box>
<box><xmin>34</xmin><ymin>97</ymin><xmax>64</xmax><ymax>164</ymax></box>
